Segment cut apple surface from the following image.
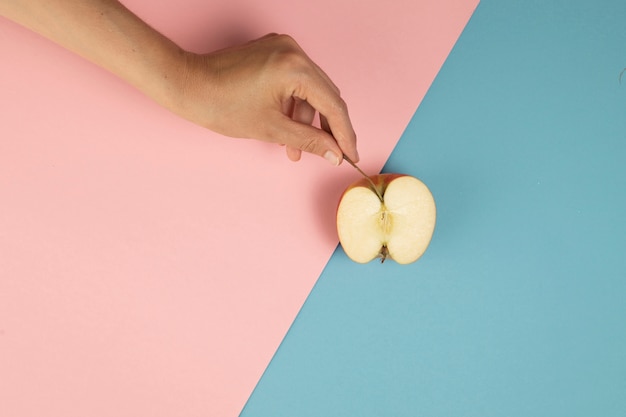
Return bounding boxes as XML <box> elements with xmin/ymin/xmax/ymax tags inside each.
<box><xmin>336</xmin><ymin>173</ymin><xmax>436</xmax><ymax>264</ymax></box>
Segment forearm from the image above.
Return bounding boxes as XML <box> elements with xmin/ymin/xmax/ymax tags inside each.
<box><xmin>0</xmin><ymin>0</ymin><xmax>186</xmax><ymax>108</ymax></box>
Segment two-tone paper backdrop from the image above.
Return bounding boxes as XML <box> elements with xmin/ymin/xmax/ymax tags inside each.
<box><xmin>241</xmin><ymin>0</ymin><xmax>626</xmax><ymax>416</ymax></box>
<box><xmin>0</xmin><ymin>1</ymin><xmax>478</xmax><ymax>416</ymax></box>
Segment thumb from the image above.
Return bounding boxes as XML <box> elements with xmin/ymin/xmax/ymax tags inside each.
<box><xmin>279</xmin><ymin>118</ymin><xmax>344</xmax><ymax>166</ymax></box>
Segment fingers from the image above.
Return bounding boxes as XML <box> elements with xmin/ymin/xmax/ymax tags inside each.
<box><xmin>290</xmin><ymin>67</ymin><xmax>359</xmax><ymax>163</ymax></box>
<box><xmin>278</xmin><ymin>92</ymin><xmax>355</xmax><ymax>166</ymax></box>
<box><xmin>274</xmin><ymin>115</ymin><xmax>344</xmax><ymax>166</ymax></box>
<box><xmin>286</xmin><ymin>98</ymin><xmax>315</xmax><ymax>162</ymax></box>
<box><xmin>267</xmin><ymin>34</ymin><xmax>359</xmax><ymax>163</ymax></box>
<box><xmin>286</xmin><ymin>145</ymin><xmax>302</xmax><ymax>161</ymax></box>
<box><xmin>320</xmin><ymin>114</ymin><xmax>331</xmax><ymax>136</ymax></box>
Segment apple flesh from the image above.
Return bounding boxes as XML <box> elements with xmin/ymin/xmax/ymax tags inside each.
<box><xmin>336</xmin><ymin>173</ymin><xmax>436</xmax><ymax>264</ymax></box>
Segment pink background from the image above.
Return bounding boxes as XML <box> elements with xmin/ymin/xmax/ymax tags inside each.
<box><xmin>0</xmin><ymin>1</ymin><xmax>478</xmax><ymax>416</ymax></box>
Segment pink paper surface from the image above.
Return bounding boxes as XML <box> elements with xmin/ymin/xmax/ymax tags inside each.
<box><xmin>0</xmin><ymin>1</ymin><xmax>478</xmax><ymax>416</ymax></box>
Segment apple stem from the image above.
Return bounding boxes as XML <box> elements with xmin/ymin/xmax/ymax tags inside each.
<box><xmin>342</xmin><ymin>155</ymin><xmax>384</xmax><ymax>203</ymax></box>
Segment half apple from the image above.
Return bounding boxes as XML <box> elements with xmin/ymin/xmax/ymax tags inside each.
<box><xmin>336</xmin><ymin>173</ymin><xmax>436</xmax><ymax>264</ymax></box>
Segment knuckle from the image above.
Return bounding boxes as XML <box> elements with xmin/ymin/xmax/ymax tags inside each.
<box><xmin>278</xmin><ymin>50</ymin><xmax>308</xmax><ymax>71</ymax></box>
<box><xmin>333</xmin><ymin>96</ymin><xmax>348</xmax><ymax>114</ymax></box>
<box><xmin>323</xmin><ymin>96</ymin><xmax>349</xmax><ymax>123</ymax></box>
<box><xmin>275</xmin><ymin>33</ymin><xmax>299</xmax><ymax>48</ymax></box>
<box><xmin>267</xmin><ymin>35</ymin><xmax>309</xmax><ymax>72</ymax></box>
<box><xmin>299</xmin><ymin>137</ymin><xmax>319</xmax><ymax>154</ymax></box>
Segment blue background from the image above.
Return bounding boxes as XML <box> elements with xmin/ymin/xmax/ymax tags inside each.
<box><xmin>242</xmin><ymin>1</ymin><xmax>626</xmax><ymax>415</ymax></box>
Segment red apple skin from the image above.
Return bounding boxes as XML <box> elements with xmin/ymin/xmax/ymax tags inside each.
<box><xmin>336</xmin><ymin>173</ymin><xmax>436</xmax><ymax>264</ymax></box>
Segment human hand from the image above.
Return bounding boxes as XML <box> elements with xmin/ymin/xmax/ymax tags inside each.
<box><xmin>170</xmin><ymin>34</ymin><xmax>359</xmax><ymax>165</ymax></box>
<box><xmin>0</xmin><ymin>0</ymin><xmax>357</xmax><ymax>165</ymax></box>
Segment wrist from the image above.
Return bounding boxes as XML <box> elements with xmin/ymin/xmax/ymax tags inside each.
<box><xmin>140</xmin><ymin>42</ymin><xmax>193</xmax><ymax>113</ymax></box>
<box><xmin>155</xmin><ymin>51</ymin><xmax>223</xmax><ymax>132</ymax></box>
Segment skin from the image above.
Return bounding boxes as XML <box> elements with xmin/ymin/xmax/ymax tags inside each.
<box><xmin>0</xmin><ymin>0</ymin><xmax>359</xmax><ymax>165</ymax></box>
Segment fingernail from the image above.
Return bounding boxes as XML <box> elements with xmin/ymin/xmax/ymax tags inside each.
<box><xmin>354</xmin><ymin>149</ymin><xmax>360</xmax><ymax>162</ymax></box>
<box><xmin>324</xmin><ymin>151</ymin><xmax>340</xmax><ymax>166</ymax></box>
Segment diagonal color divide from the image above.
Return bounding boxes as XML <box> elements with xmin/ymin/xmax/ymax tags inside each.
<box><xmin>0</xmin><ymin>1</ymin><xmax>478</xmax><ymax>416</ymax></box>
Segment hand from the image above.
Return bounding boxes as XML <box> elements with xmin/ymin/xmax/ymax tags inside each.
<box><xmin>0</xmin><ymin>0</ymin><xmax>358</xmax><ymax>165</ymax></box>
<box><xmin>171</xmin><ymin>34</ymin><xmax>359</xmax><ymax>165</ymax></box>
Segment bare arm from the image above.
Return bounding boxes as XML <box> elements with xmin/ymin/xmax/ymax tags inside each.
<box><xmin>0</xmin><ymin>0</ymin><xmax>185</xmax><ymax>111</ymax></box>
<box><xmin>0</xmin><ymin>0</ymin><xmax>359</xmax><ymax>165</ymax></box>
